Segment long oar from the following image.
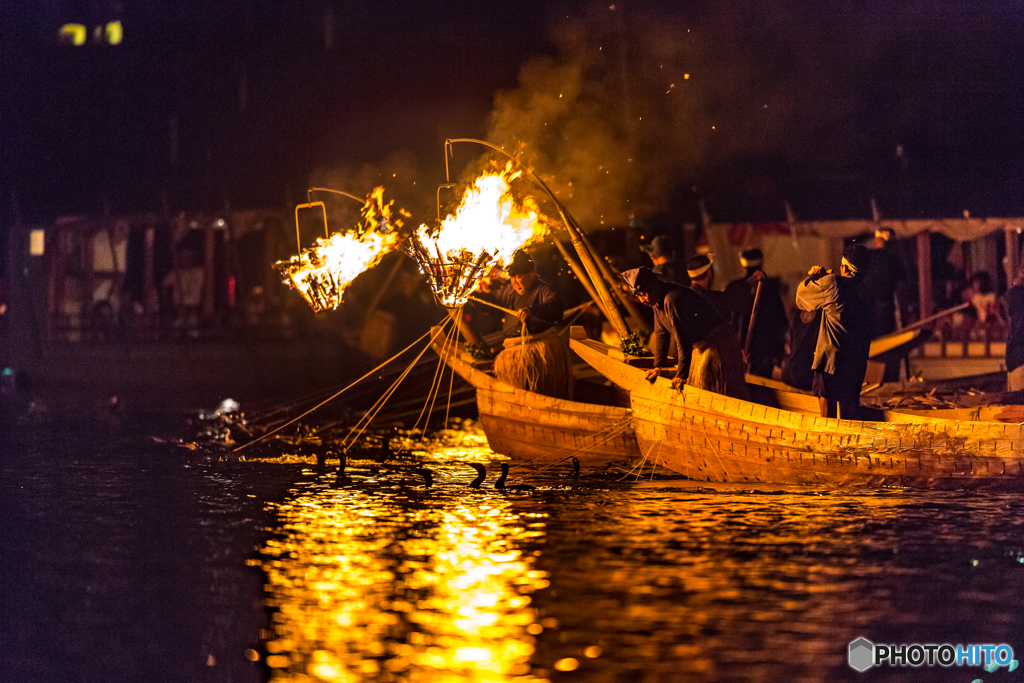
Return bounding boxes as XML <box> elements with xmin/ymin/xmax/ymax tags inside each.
<box><xmin>468</xmin><ymin>296</ymin><xmax>592</xmax><ymax>320</ymax></box>
<box><xmin>744</xmin><ymin>279</ymin><xmax>764</xmax><ymax>373</ymax></box>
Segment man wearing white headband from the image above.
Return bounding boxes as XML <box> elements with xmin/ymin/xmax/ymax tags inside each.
<box><xmin>724</xmin><ymin>248</ymin><xmax>788</xmax><ymax>378</ymax></box>
<box><xmin>686</xmin><ymin>254</ymin><xmax>732</xmax><ymax>323</ymax></box>
<box><xmin>795</xmin><ymin>243</ymin><xmax>874</xmax><ymax>419</ymax></box>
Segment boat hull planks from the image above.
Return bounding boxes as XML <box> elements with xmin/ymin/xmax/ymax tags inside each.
<box><xmin>572</xmin><ymin>336</ymin><xmax>1024</xmax><ymax>491</ymax></box>
<box><xmin>432</xmin><ymin>329</ymin><xmax>641</xmax><ymax>465</ymax></box>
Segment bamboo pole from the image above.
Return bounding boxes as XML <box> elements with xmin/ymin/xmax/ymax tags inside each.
<box><xmin>893</xmin><ymin>301</ymin><xmax>969</xmax><ymax>335</ymax></box>
<box><xmin>469</xmin><ymin>295</ymin><xmax>593</xmax><ymax>320</ymax></box>
<box><xmin>576</xmin><ymin>227</ymin><xmax>651</xmax><ymax>333</ymax></box>
<box><xmin>552</xmin><ymin>237</ymin><xmax>611</xmax><ymax>322</ymax></box>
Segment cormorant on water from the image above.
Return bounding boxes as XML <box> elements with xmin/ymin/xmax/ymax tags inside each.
<box><xmin>333</xmin><ymin>453</ymin><xmax>351</xmax><ymax>487</ymax></box>
<box><xmin>467</xmin><ymin>463</ymin><xmax>487</xmax><ymax>488</ymax></box>
<box><xmin>495</xmin><ymin>463</ymin><xmax>535</xmax><ymax>491</ymax></box>
<box><xmin>570</xmin><ymin>456</ymin><xmax>580</xmax><ymax>478</ymax></box>
<box><xmin>414</xmin><ymin>468</ymin><xmax>433</xmax><ymax>488</ymax></box>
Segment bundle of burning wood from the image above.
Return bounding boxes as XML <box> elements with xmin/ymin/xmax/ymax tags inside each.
<box><xmin>275</xmin><ymin>230</ymin><xmax>398</xmax><ymax>312</ymax></box>
<box><xmin>274</xmin><ymin>187</ymin><xmax>402</xmax><ymax>312</ymax></box>
<box><xmin>402</xmin><ymin>162</ymin><xmax>552</xmax><ymax>308</ymax></box>
<box><xmin>403</xmin><ymin>239</ymin><xmax>497</xmax><ymax>308</ymax></box>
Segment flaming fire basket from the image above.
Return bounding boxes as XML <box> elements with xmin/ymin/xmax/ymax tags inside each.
<box><xmin>274</xmin><ymin>189</ymin><xmax>400</xmax><ymax>313</ymax></box>
<box><xmin>403</xmin><ymin>162</ymin><xmax>551</xmax><ymax>308</ymax></box>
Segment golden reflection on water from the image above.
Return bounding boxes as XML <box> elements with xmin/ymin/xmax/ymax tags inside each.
<box><xmin>255</xmin><ymin>429</ymin><xmax>550</xmax><ymax>682</ymax></box>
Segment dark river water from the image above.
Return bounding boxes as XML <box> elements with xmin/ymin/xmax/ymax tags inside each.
<box><xmin>3</xmin><ymin>414</ymin><xmax>1023</xmax><ymax>683</ymax></box>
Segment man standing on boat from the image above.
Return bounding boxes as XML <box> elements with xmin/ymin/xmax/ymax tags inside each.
<box><xmin>795</xmin><ymin>243</ymin><xmax>874</xmax><ymax>419</ymax></box>
<box><xmin>864</xmin><ymin>228</ymin><xmax>907</xmax><ymax>382</ymax></box>
<box><xmin>641</xmin><ymin>235</ymin><xmax>689</xmax><ymax>286</ymax></box>
<box><xmin>686</xmin><ymin>253</ymin><xmax>733</xmax><ymax>324</ymax></box>
<box><xmin>1003</xmin><ymin>268</ymin><xmax>1024</xmax><ymax>395</ymax></box>
<box><xmin>482</xmin><ymin>250</ymin><xmax>575</xmax><ymax>400</ymax></box>
<box><xmin>724</xmin><ymin>248</ymin><xmax>788</xmax><ymax>378</ymax></box>
<box><xmin>622</xmin><ymin>266</ymin><xmax>748</xmax><ymax>399</ymax></box>
<box><xmin>863</xmin><ymin>228</ymin><xmax>906</xmax><ymax>336</ymax></box>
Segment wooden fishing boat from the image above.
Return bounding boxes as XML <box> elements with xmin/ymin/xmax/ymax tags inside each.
<box><xmin>569</xmin><ymin>328</ymin><xmax>1024</xmax><ymax>490</ymax></box>
<box><xmin>430</xmin><ymin>328</ymin><xmax>641</xmax><ymax>466</ymax></box>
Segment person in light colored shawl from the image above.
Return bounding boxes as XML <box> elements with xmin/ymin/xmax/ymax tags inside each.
<box><xmin>795</xmin><ymin>243</ymin><xmax>874</xmax><ymax>419</ymax></box>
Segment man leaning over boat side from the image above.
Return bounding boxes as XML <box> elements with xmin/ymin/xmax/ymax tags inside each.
<box><xmin>795</xmin><ymin>243</ymin><xmax>874</xmax><ymax>420</ymax></box>
<box><xmin>481</xmin><ymin>250</ymin><xmax>575</xmax><ymax>400</ymax></box>
<box><xmin>622</xmin><ymin>266</ymin><xmax>748</xmax><ymax>400</ymax></box>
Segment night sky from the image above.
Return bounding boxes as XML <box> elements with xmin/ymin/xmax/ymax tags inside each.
<box><xmin>2</xmin><ymin>0</ymin><xmax>1023</xmax><ymax>231</ymax></box>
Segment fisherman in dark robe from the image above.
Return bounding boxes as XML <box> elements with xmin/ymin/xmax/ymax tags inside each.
<box><xmin>724</xmin><ymin>248</ymin><xmax>788</xmax><ymax>378</ymax></box>
<box><xmin>863</xmin><ymin>228</ymin><xmax>905</xmax><ymax>337</ymax></box>
<box><xmin>795</xmin><ymin>243</ymin><xmax>874</xmax><ymax>419</ymax></box>
<box><xmin>1004</xmin><ymin>268</ymin><xmax>1024</xmax><ymax>394</ymax></box>
<box><xmin>686</xmin><ymin>253</ymin><xmax>733</xmax><ymax>324</ymax></box>
<box><xmin>484</xmin><ymin>251</ymin><xmax>574</xmax><ymax>399</ymax></box>
<box><xmin>863</xmin><ymin>228</ymin><xmax>907</xmax><ymax>381</ymax></box>
<box><xmin>622</xmin><ymin>267</ymin><xmax>748</xmax><ymax>399</ymax></box>
<box><xmin>779</xmin><ymin>308</ymin><xmax>822</xmax><ymax>391</ymax></box>
<box><xmin>641</xmin><ymin>235</ymin><xmax>689</xmax><ymax>286</ymax></box>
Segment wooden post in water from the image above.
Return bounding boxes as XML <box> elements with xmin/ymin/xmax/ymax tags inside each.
<box><xmin>202</xmin><ymin>218</ymin><xmax>215</xmax><ymax>319</ymax></box>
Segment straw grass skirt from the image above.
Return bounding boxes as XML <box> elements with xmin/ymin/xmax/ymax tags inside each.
<box><xmin>493</xmin><ymin>327</ymin><xmax>575</xmax><ymax>400</ymax></box>
<box><xmin>687</xmin><ymin>323</ymin><xmax>749</xmax><ymax>400</ymax></box>
<box><xmin>1009</xmin><ymin>364</ymin><xmax>1024</xmax><ymax>392</ymax></box>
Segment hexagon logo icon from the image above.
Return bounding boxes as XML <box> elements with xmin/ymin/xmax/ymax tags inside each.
<box><xmin>848</xmin><ymin>637</ymin><xmax>875</xmax><ymax>672</ymax></box>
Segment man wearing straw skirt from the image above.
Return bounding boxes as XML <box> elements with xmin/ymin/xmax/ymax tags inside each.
<box><xmin>622</xmin><ymin>267</ymin><xmax>748</xmax><ymax>399</ymax></box>
<box><xmin>483</xmin><ymin>251</ymin><xmax>575</xmax><ymax>400</ymax></box>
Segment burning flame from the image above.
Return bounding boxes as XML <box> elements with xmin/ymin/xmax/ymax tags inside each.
<box><xmin>407</xmin><ymin>161</ymin><xmax>553</xmax><ymax>308</ymax></box>
<box><xmin>275</xmin><ymin>187</ymin><xmax>405</xmax><ymax>313</ymax></box>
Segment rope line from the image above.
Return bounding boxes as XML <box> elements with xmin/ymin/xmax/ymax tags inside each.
<box><xmin>416</xmin><ymin>321</ymin><xmax>458</xmax><ymax>436</ymax></box>
<box><xmin>674</xmin><ymin>388</ymin><xmax>732</xmax><ymax>482</ymax></box>
<box><xmin>528</xmin><ymin>419</ymin><xmax>635</xmax><ymax>474</ymax></box>
<box><xmin>618</xmin><ymin>439</ymin><xmax>660</xmax><ymax>481</ymax></box>
<box><xmin>413</xmin><ymin>320</ymin><xmax>456</xmax><ymax>433</ymax></box>
<box><xmin>511</xmin><ymin>416</ymin><xmax>633</xmax><ymax>470</ymax></box>
<box><xmin>341</xmin><ymin>322</ymin><xmax>451</xmax><ymax>452</ymax></box>
<box><xmin>232</xmin><ymin>327</ymin><xmax>439</xmax><ymax>452</ymax></box>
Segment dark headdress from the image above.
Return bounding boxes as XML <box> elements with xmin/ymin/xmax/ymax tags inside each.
<box><xmin>505</xmin><ymin>250</ymin><xmax>536</xmax><ymax>276</ymax></box>
<box><xmin>621</xmin><ymin>267</ymin><xmax>660</xmax><ymax>294</ymax></box>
